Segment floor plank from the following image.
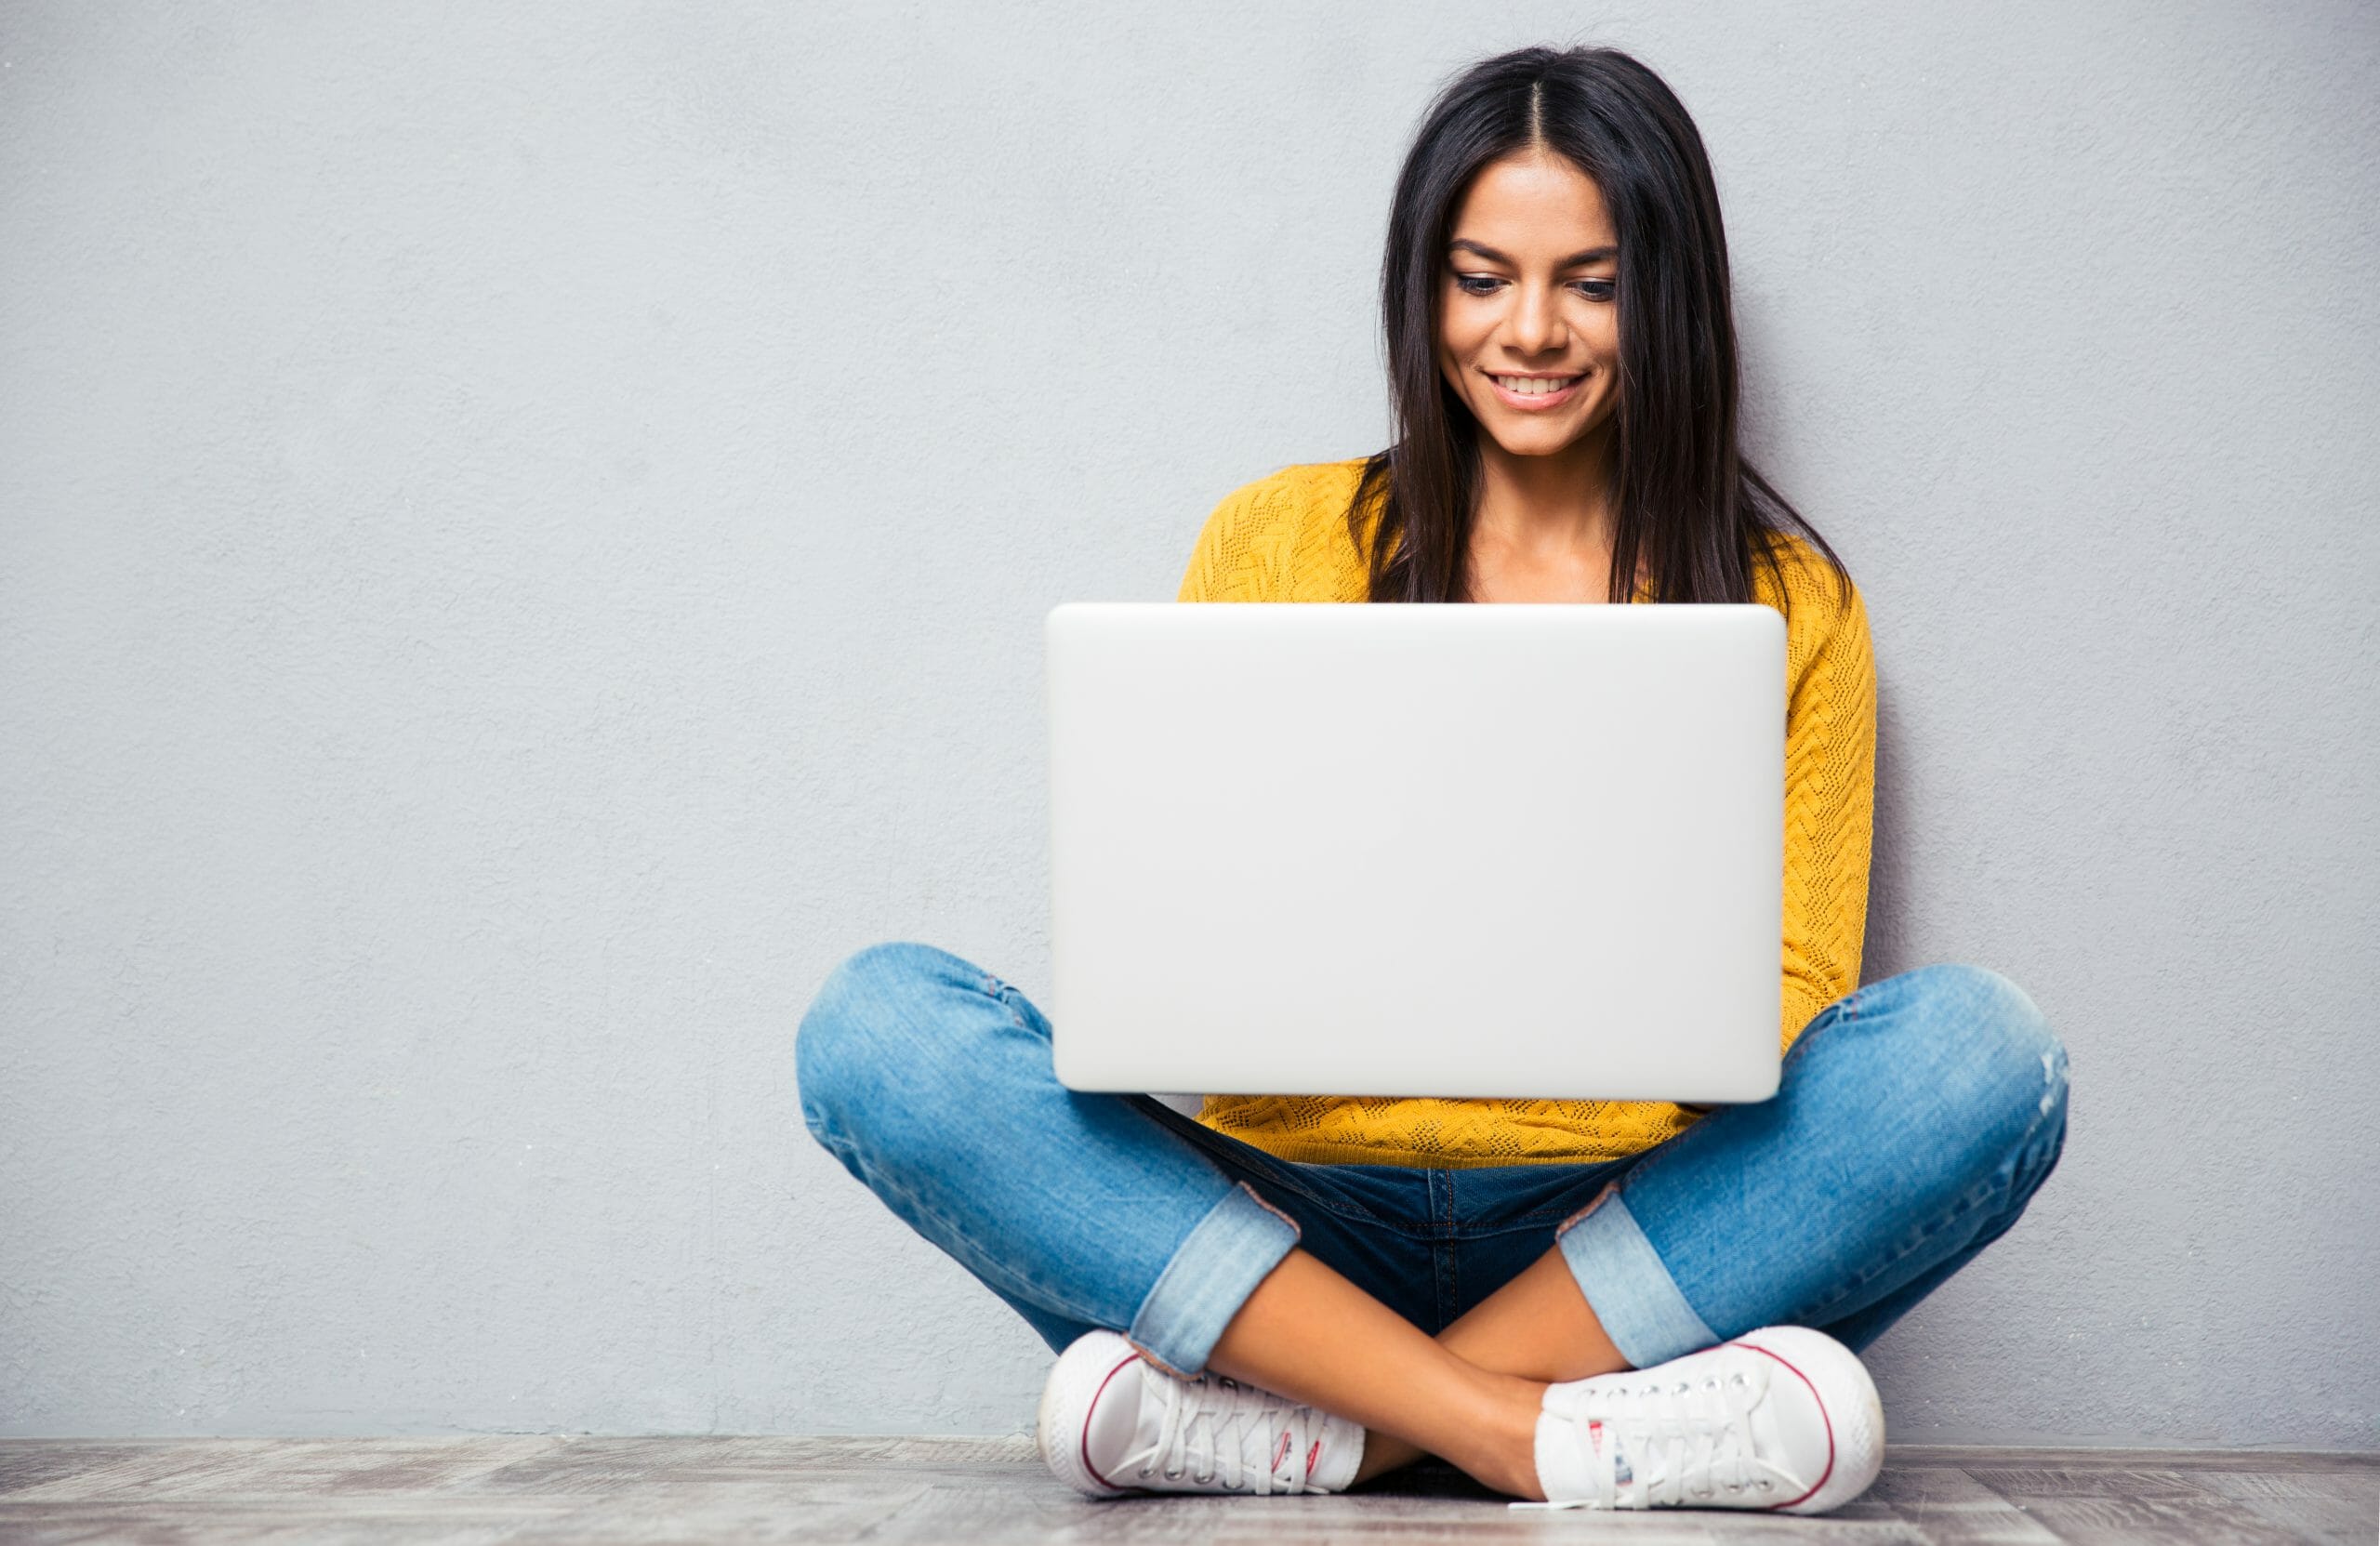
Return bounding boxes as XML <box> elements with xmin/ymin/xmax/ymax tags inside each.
<box><xmin>1861</xmin><ymin>1465</ymin><xmax>2064</xmax><ymax>1544</ymax></box>
<box><xmin>2225</xmin><ymin>1496</ymin><xmax>2378</xmax><ymax>1546</ymax></box>
<box><xmin>0</xmin><ymin>1437</ymin><xmax>2368</xmax><ymax>1544</ymax></box>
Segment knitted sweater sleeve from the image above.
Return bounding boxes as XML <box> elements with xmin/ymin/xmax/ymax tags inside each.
<box><xmin>1778</xmin><ymin>563</ymin><xmax>1878</xmax><ymax>1050</ymax></box>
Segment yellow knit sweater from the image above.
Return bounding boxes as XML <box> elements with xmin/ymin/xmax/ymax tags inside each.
<box><xmin>1176</xmin><ymin>457</ymin><xmax>1877</xmax><ymax>1169</ymax></box>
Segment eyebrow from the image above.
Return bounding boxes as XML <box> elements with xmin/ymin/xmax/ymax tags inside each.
<box><xmin>1448</xmin><ymin>237</ymin><xmax>1617</xmax><ymax>268</ymax></box>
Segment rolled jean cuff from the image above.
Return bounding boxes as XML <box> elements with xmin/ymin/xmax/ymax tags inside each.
<box><xmin>1125</xmin><ymin>1180</ymin><xmax>1301</xmax><ymax>1378</ymax></box>
<box><xmin>1554</xmin><ymin>1185</ymin><xmax>1717</xmax><ymax>1369</ymax></box>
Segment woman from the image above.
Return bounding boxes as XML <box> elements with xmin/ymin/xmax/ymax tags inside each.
<box><xmin>795</xmin><ymin>44</ymin><xmax>2067</xmax><ymax>1515</ymax></box>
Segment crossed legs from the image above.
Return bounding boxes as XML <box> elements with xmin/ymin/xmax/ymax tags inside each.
<box><xmin>797</xmin><ymin>945</ymin><xmax>2069</xmax><ymax>1503</ymax></box>
<box><xmin>1207</xmin><ymin>1237</ymin><xmax>1628</xmax><ymax>1498</ymax></box>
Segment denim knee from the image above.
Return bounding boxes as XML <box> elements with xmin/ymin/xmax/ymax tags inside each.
<box><xmin>794</xmin><ymin>939</ymin><xmax>988</xmax><ymax>1150</ymax></box>
<box><xmin>1884</xmin><ymin>962</ymin><xmax>2069</xmax><ymax>1188</ymax></box>
<box><xmin>1911</xmin><ymin>962</ymin><xmax>2065</xmax><ymax>1108</ymax></box>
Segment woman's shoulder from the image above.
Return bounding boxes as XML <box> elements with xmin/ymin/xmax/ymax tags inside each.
<box><xmin>1208</xmin><ymin>456</ymin><xmax>1373</xmax><ymax>532</ymax></box>
<box><xmin>1752</xmin><ymin>527</ymin><xmax>1872</xmax><ymax>677</ymax></box>
<box><xmin>1180</xmin><ymin>456</ymin><xmax>1375</xmax><ymax>603</ymax></box>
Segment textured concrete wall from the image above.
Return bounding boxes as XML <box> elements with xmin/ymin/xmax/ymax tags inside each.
<box><xmin>3</xmin><ymin>2</ymin><xmax>2373</xmax><ymax>1445</ymax></box>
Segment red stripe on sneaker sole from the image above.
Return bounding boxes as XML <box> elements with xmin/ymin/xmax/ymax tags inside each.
<box><xmin>1081</xmin><ymin>1352</ymin><xmax>1144</xmax><ymax>1494</ymax></box>
<box><xmin>1730</xmin><ymin>1339</ymin><xmax>1835</xmax><ymax>1512</ymax></box>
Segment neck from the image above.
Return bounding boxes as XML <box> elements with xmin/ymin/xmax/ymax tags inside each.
<box><xmin>1471</xmin><ymin>428</ymin><xmax>1617</xmax><ymax>556</ymax></box>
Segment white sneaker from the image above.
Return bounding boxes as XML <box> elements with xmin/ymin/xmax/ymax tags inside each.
<box><xmin>1516</xmin><ymin>1326</ymin><xmax>1884</xmax><ymax>1515</ymax></box>
<box><xmin>1035</xmin><ymin>1329</ymin><xmax>1365</xmax><ymax>1499</ymax></box>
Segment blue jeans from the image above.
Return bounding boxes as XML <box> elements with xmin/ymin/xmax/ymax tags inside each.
<box><xmin>795</xmin><ymin>944</ymin><xmax>2068</xmax><ymax>1381</ymax></box>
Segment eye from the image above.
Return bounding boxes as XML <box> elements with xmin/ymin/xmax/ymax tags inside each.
<box><xmin>1450</xmin><ymin>273</ymin><xmax>1617</xmax><ymax>301</ymax></box>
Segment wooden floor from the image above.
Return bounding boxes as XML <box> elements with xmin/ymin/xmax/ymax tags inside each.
<box><xmin>0</xmin><ymin>1435</ymin><xmax>2373</xmax><ymax>1543</ymax></box>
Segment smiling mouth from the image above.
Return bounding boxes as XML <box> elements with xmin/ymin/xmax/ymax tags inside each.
<box><xmin>1487</xmin><ymin>373</ymin><xmax>1585</xmax><ymax>406</ymax></box>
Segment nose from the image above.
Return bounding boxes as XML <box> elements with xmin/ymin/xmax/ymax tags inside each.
<box><xmin>1509</xmin><ymin>278</ymin><xmax>1567</xmax><ymax>357</ymax></box>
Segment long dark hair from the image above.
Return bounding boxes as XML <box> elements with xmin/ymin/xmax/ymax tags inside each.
<box><xmin>1354</xmin><ymin>45</ymin><xmax>1850</xmax><ymax>609</ymax></box>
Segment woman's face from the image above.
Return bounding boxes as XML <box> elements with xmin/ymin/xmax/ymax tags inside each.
<box><xmin>1435</xmin><ymin>150</ymin><xmax>1621</xmax><ymax>460</ymax></box>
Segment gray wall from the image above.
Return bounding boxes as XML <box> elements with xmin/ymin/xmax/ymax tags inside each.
<box><xmin>3</xmin><ymin>1</ymin><xmax>2374</xmax><ymax>1447</ymax></box>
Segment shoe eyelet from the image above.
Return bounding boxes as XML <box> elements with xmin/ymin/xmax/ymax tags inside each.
<box><xmin>1757</xmin><ymin>1479</ymin><xmax>1774</xmax><ymax>1492</ymax></box>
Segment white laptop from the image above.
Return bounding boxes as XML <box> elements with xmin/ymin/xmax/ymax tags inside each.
<box><xmin>1045</xmin><ymin>601</ymin><xmax>1786</xmax><ymax>1103</ymax></box>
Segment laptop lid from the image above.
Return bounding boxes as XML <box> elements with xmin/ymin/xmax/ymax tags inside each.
<box><xmin>1045</xmin><ymin>601</ymin><xmax>1785</xmax><ymax>1103</ymax></box>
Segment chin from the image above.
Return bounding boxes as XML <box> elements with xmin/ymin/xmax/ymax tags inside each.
<box><xmin>1487</xmin><ymin>428</ymin><xmax>1582</xmax><ymax>457</ymax></box>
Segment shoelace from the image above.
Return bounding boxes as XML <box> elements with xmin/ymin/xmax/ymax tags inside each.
<box><xmin>1509</xmin><ymin>1358</ymin><xmax>1809</xmax><ymax>1511</ymax></box>
<box><xmin>1137</xmin><ymin>1371</ymin><xmax>1323</xmax><ymax>1495</ymax></box>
